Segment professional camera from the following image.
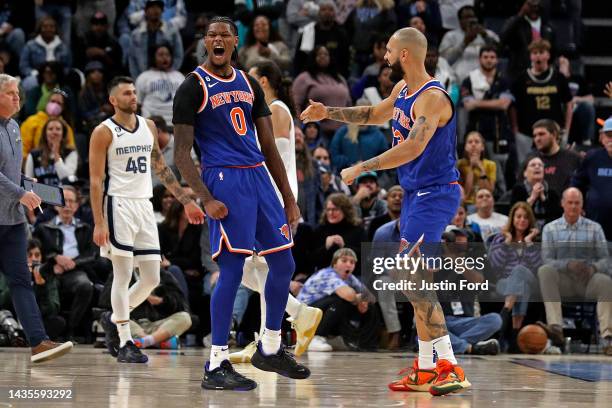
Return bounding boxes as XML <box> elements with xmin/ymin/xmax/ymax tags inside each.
<box><xmin>0</xmin><ymin>310</ymin><xmax>27</xmax><ymax>347</ymax></box>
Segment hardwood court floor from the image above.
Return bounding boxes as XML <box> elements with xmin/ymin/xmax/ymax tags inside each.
<box><xmin>0</xmin><ymin>347</ymin><xmax>610</xmax><ymax>407</ymax></box>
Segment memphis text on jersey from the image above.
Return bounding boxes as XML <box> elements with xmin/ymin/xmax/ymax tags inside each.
<box><xmin>115</xmin><ymin>145</ymin><xmax>153</xmax><ymax>156</ymax></box>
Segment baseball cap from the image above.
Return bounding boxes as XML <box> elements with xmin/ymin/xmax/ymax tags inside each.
<box><xmin>355</xmin><ymin>171</ymin><xmax>378</xmax><ymax>184</ymax></box>
<box><xmin>601</xmin><ymin>117</ymin><xmax>612</xmax><ymax>133</ymax></box>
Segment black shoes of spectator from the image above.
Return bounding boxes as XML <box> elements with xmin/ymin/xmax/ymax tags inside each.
<box><xmin>251</xmin><ymin>342</ymin><xmax>311</xmax><ymax>379</ymax></box>
<box><xmin>471</xmin><ymin>339</ymin><xmax>500</xmax><ymax>355</ymax></box>
<box><xmin>117</xmin><ymin>341</ymin><xmax>148</xmax><ymax>363</ymax></box>
<box><xmin>201</xmin><ymin>360</ymin><xmax>257</xmax><ymax>391</ymax></box>
<box><xmin>100</xmin><ymin>311</ymin><xmax>119</xmax><ymax>357</ymax></box>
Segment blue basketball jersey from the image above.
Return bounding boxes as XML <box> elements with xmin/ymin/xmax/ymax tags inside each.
<box><xmin>391</xmin><ymin>79</ymin><xmax>459</xmax><ymax>191</ymax></box>
<box><xmin>191</xmin><ymin>66</ymin><xmax>264</xmax><ymax>167</ymax></box>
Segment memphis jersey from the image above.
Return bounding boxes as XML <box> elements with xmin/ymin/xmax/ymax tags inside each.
<box><xmin>391</xmin><ymin>79</ymin><xmax>459</xmax><ymax>191</ymax></box>
<box><xmin>191</xmin><ymin>66</ymin><xmax>264</xmax><ymax>167</ymax></box>
<box><xmin>101</xmin><ymin>115</ymin><xmax>153</xmax><ymax>198</ymax></box>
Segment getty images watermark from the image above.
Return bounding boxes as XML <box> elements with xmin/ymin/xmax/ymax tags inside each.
<box><xmin>360</xmin><ymin>241</ymin><xmax>612</xmax><ymax>303</ymax></box>
<box><xmin>371</xmin><ymin>251</ymin><xmax>489</xmax><ymax>292</ymax></box>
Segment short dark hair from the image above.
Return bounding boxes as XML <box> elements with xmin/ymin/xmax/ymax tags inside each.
<box><xmin>479</xmin><ymin>45</ymin><xmax>498</xmax><ymax>57</ymax></box>
<box><xmin>108</xmin><ymin>76</ymin><xmax>134</xmax><ymax>94</ymax></box>
<box><xmin>207</xmin><ymin>16</ymin><xmax>238</xmax><ymax>36</ymax></box>
<box><xmin>28</xmin><ymin>238</ymin><xmax>42</xmax><ymax>253</ymax></box>
<box><xmin>532</xmin><ymin>118</ymin><xmax>560</xmax><ymax>136</ymax></box>
<box><xmin>457</xmin><ymin>5</ymin><xmax>475</xmax><ymax>20</ymax></box>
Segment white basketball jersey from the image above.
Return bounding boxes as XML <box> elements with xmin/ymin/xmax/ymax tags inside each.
<box><xmin>102</xmin><ymin>115</ymin><xmax>153</xmax><ymax>199</ymax></box>
<box><xmin>269</xmin><ymin>100</ymin><xmax>298</xmax><ymax>202</ymax></box>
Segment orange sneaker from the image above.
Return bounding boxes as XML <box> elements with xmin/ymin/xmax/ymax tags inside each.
<box><xmin>429</xmin><ymin>359</ymin><xmax>471</xmax><ymax>396</ymax></box>
<box><xmin>388</xmin><ymin>359</ymin><xmax>438</xmax><ymax>392</ymax></box>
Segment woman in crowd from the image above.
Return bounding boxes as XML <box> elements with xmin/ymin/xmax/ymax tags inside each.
<box><xmin>238</xmin><ymin>15</ymin><xmax>290</xmax><ymax>71</ymax></box>
<box><xmin>292</xmin><ymin>45</ymin><xmax>351</xmax><ymax>138</ymax></box>
<box><xmin>24</xmin><ymin>118</ymin><xmax>78</xmax><ymax>186</ymax></box>
<box><xmin>511</xmin><ymin>156</ymin><xmax>562</xmax><ymax>229</ymax></box>
<box><xmin>20</xmin><ymin>88</ymin><xmax>75</xmax><ymax>157</ymax></box>
<box><xmin>312</xmin><ymin>193</ymin><xmax>364</xmax><ymax>270</ymax></box>
<box><xmin>457</xmin><ymin>131</ymin><xmax>496</xmax><ymax>207</ymax></box>
<box><xmin>488</xmin><ymin>202</ymin><xmax>541</xmax><ymax>351</ymax></box>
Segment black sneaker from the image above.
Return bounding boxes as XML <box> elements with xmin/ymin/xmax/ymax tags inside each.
<box><xmin>471</xmin><ymin>339</ymin><xmax>500</xmax><ymax>355</ymax></box>
<box><xmin>251</xmin><ymin>342</ymin><xmax>310</xmax><ymax>379</ymax></box>
<box><xmin>117</xmin><ymin>341</ymin><xmax>148</xmax><ymax>363</ymax></box>
<box><xmin>100</xmin><ymin>311</ymin><xmax>119</xmax><ymax>357</ymax></box>
<box><xmin>201</xmin><ymin>360</ymin><xmax>257</xmax><ymax>391</ymax></box>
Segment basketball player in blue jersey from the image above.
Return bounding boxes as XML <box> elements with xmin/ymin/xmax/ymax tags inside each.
<box><xmin>90</xmin><ymin>76</ymin><xmax>205</xmax><ymax>364</ymax></box>
<box><xmin>172</xmin><ymin>17</ymin><xmax>309</xmax><ymax>391</ymax></box>
<box><xmin>301</xmin><ymin>27</ymin><xmax>470</xmax><ymax>396</ymax></box>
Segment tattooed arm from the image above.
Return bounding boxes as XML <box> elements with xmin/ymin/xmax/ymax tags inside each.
<box><xmin>300</xmin><ymin>80</ymin><xmax>405</xmax><ymax>125</ymax></box>
<box><xmin>340</xmin><ymin>89</ymin><xmax>452</xmax><ymax>184</ymax></box>
<box><xmin>146</xmin><ymin>120</ymin><xmax>204</xmax><ymax>224</ymax></box>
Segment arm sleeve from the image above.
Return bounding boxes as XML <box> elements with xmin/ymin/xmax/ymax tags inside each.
<box><xmin>245</xmin><ymin>73</ymin><xmax>271</xmax><ymax>119</ymax></box>
<box><xmin>541</xmin><ymin>225</ymin><xmax>567</xmax><ymax>271</ymax></box>
<box><xmin>172</xmin><ymin>75</ymin><xmax>203</xmax><ymax>126</ymax></box>
<box><xmin>486</xmin><ymin>161</ymin><xmax>496</xmax><ymax>185</ymax></box>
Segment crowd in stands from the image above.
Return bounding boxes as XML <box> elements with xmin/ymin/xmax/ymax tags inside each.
<box><xmin>0</xmin><ymin>0</ymin><xmax>610</xmax><ymax>356</ymax></box>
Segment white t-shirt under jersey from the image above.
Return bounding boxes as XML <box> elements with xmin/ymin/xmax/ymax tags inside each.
<box><xmin>102</xmin><ymin>115</ymin><xmax>154</xmax><ymax>199</ymax></box>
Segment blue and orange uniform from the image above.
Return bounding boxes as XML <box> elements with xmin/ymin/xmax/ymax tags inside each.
<box><xmin>172</xmin><ymin>64</ymin><xmax>296</xmax><ymax>352</ymax></box>
<box><xmin>390</xmin><ymin>79</ymin><xmax>461</xmax><ymax>249</ymax></box>
<box><xmin>174</xmin><ymin>65</ymin><xmax>293</xmax><ymax>259</ymax></box>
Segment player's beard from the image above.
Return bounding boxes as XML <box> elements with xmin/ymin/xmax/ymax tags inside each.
<box><xmin>117</xmin><ymin>103</ymin><xmax>137</xmax><ymax>115</ymax></box>
<box><xmin>389</xmin><ymin>60</ymin><xmax>405</xmax><ymax>83</ymax></box>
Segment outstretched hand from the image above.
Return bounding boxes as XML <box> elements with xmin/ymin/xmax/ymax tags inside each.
<box><xmin>300</xmin><ymin>99</ymin><xmax>328</xmax><ymax>123</ymax></box>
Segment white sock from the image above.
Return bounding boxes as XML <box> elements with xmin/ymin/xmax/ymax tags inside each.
<box><xmin>286</xmin><ymin>295</ymin><xmax>301</xmax><ymax>317</ymax></box>
<box><xmin>261</xmin><ymin>328</ymin><xmax>281</xmax><ymax>355</ymax></box>
<box><xmin>209</xmin><ymin>345</ymin><xmax>229</xmax><ymax>370</ymax></box>
<box><xmin>117</xmin><ymin>321</ymin><xmax>132</xmax><ymax>348</ymax></box>
<box><xmin>433</xmin><ymin>335</ymin><xmax>457</xmax><ymax>364</ymax></box>
<box><xmin>418</xmin><ymin>339</ymin><xmax>435</xmax><ymax>369</ymax></box>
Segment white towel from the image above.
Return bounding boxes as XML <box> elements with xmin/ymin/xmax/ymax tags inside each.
<box><xmin>468</xmin><ymin>69</ymin><xmax>490</xmax><ymax>100</ymax></box>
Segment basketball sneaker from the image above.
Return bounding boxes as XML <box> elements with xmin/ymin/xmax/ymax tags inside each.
<box><xmin>387</xmin><ymin>359</ymin><xmax>438</xmax><ymax>392</ymax></box>
<box><xmin>201</xmin><ymin>360</ymin><xmax>257</xmax><ymax>391</ymax></box>
<box><xmin>229</xmin><ymin>340</ymin><xmax>258</xmax><ymax>364</ymax></box>
<box><xmin>429</xmin><ymin>359</ymin><xmax>471</xmax><ymax>396</ymax></box>
<box><xmin>100</xmin><ymin>311</ymin><xmax>119</xmax><ymax>357</ymax></box>
<box><xmin>251</xmin><ymin>342</ymin><xmax>311</xmax><ymax>379</ymax></box>
<box><xmin>289</xmin><ymin>304</ymin><xmax>323</xmax><ymax>356</ymax></box>
<box><xmin>117</xmin><ymin>341</ymin><xmax>149</xmax><ymax>363</ymax></box>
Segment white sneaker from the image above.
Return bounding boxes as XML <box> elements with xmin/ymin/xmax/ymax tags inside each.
<box><xmin>228</xmin><ymin>340</ymin><xmax>258</xmax><ymax>363</ymax></box>
<box><xmin>308</xmin><ymin>335</ymin><xmax>332</xmax><ymax>352</ymax></box>
<box><xmin>289</xmin><ymin>304</ymin><xmax>323</xmax><ymax>356</ymax></box>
